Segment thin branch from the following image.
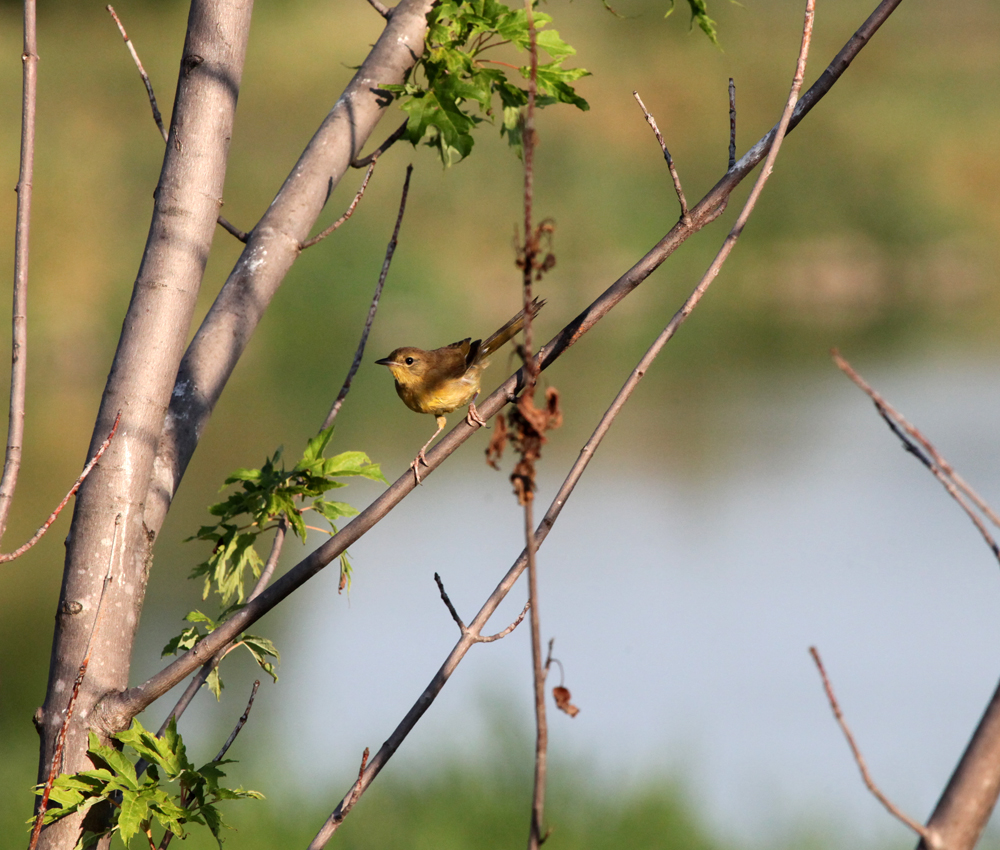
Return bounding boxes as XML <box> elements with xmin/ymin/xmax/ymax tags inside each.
<box><xmin>107</xmin><ymin>5</ymin><xmax>167</xmax><ymax>143</ymax></box>
<box><xmin>108</xmin><ymin>4</ymin><xmax>254</xmax><ymax>246</ymax></box>
<box><xmin>113</xmin><ymin>0</ymin><xmax>904</xmax><ymax>732</ymax></box>
<box><xmin>30</xmin><ymin>514</ymin><xmax>122</xmax><ymax>850</ymax></box>
<box><xmin>728</xmin><ymin>78</ymin><xmax>736</xmax><ymax>170</ymax></box>
<box><xmin>217</xmin><ymin>215</ymin><xmax>249</xmax><ymax>243</ymax></box>
<box><xmin>300</xmin><ymin>156</ymin><xmax>380</xmax><ymax>250</ymax></box>
<box><xmin>321</xmin><ymin>164</ymin><xmax>412</xmax><ymax>430</ymax></box>
<box><xmin>809</xmin><ymin>647</ymin><xmax>935</xmax><ymax>845</ymax></box>
<box><xmin>213</xmin><ymin>680</ymin><xmax>260</xmax><ymax>762</ymax></box>
<box><xmin>0</xmin><ymin>411</ymin><xmax>121</xmax><ymax>563</ymax></box>
<box><xmin>365</xmin><ymin>0</ymin><xmax>391</xmax><ymax>20</ymax></box>
<box><xmin>633</xmin><ymin>90</ymin><xmax>689</xmax><ymax>222</ymax></box>
<box><xmin>434</xmin><ymin>571</ymin><xmax>465</xmax><ymax>629</ymax></box>
<box><xmin>0</xmin><ymin>0</ymin><xmax>38</xmax><ymax>545</ymax></box>
<box><xmin>833</xmin><ymin>351</ymin><xmax>1000</xmax><ymax>564</ymax></box>
<box><xmin>352</xmin><ymin>119</ymin><xmax>408</xmax><ymax>168</ymax></box>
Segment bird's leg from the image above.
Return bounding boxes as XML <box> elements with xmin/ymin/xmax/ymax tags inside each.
<box><xmin>465</xmin><ymin>392</ymin><xmax>487</xmax><ymax>428</ymax></box>
<box><xmin>411</xmin><ymin>415</ymin><xmax>447</xmax><ymax>485</ymax></box>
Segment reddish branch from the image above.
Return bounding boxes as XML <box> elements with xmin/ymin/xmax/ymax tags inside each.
<box><xmin>30</xmin><ymin>514</ymin><xmax>122</xmax><ymax>850</ymax></box>
<box><xmin>0</xmin><ymin>411</ymin><xmax>121</xmax><ymax>563</ymax></box>
<box><xmin>809</xmin><ymin>648</ymin><xmax>934</xmax><ymax>844</ymax></box>
<box><xmin>0</xmin><ymin>0</ymin><xmax>37</xmax><ymax>545</ymax></box>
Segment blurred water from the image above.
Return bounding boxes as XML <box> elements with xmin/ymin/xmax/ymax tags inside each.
<box><xmin>272</xmin><ymin>356</ymin><xmax>1000</xmax><ymax>846</ymax></box>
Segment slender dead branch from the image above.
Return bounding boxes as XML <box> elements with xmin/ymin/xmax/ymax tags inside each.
<box><xmin>0</xmin><ymin>411</ymin><xmax>121</xmax><ymax>563</ymax></box>
<box><xmin>321</xmin><ymin>164</ymin><xmax>412</xmax><ymax>430</ymax></box>
<box><xmin>108</xmin><ymin>0</ymin><xmax>904</xmax><ymax>735</ymax></box>
<box><xmin>30</xmin><ymin>514</ymin><xmax>122</xmax><ymax>850</ymax></box>
<box><xmin>633</xmin><ymin>90</ymin><xmax>689</xmax><ymax>222</ymax></box>
<box><xmin>728</xmin><ymin>78</ymin><xmax>736</xmax><ymax>170</ymax></box>
<box><xmin>434</xmin><ymin>571</ymin><xmax>529</xmax><ymax>642</ymax></box>
<box><xmin>833</xmin><ymin>351</ymin><xmax>1000</xmax><ymax>564</ymax></box>
<box><xmin>300</xmin><ymin>156</ymin><xmax>380</xmax><ymax>250</ymax></box>
<box><xmin>213</xmin><ymin>680</ymin><xmax>260</xmax><ymax>762</ymax></box>
<box><xmin>809</xmin><ymin>648</ymin><xmax>934</xmax><ymax>844</ymax></box>
<box><xmin>352</xmin><ymin>119</ymin><xmax>408</xmax><ymax>168</ymax></box>
<box><xmin>0</xmin><ymin>0</ymin><xmax>38</xmax><ymax>545</ymax></box>
<box><xmin>107</xmin><ymin>5</ymin><xmax>167</xmax><ymax>142</ymax></box>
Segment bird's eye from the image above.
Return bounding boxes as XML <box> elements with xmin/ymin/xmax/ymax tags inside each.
<box><xmin>404</xmin><ymin>357</ymin><xmax>415</xmax><ymax>365</ymax></box>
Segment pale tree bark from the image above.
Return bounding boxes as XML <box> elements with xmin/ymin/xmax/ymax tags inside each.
<box><xmin>34</xmin><ymin>2</ymin><xmax>254</xmax><ymax>847</ymax></box>
<box><xmin>144</xmin><ymin>0</ymin><xmax>436</xmax><ymax>536</ymax></box>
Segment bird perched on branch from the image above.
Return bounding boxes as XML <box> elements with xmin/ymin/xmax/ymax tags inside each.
<box><xmin>376</xmin><ymin>297</ymin><xmax>545</xmax><ymax>483</ymax></box>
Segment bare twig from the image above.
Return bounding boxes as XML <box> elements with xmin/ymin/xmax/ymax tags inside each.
<box><xmin>107</xmin><ymin>5</ymin><xmax>167</xmax><ymax>143</ymax></box>
<box><xmin>809</xmin><ymin>647</ymin><xmax>934</xmax><ymax>844</ymax></box>
<box><xmin>352</xmin><ymin>119</ymin><xmax>408</xmax><ymax>168</ymax></box>
<box><xmin>30</xmin><ymin>514</ymin><xmax>122</xmax><ymax>850</ymax></box>
<box><xmin>217</xmin><ymin>215</ymin><xmax>249</xmax><ymax>243</ymax></box>
<box><xmin>434</xmin><ymin>572</ymin><xmax>529</xmax><ymax>642</ymax></box>
<box><xmin>0</xmin><ymin>411</ymin><xmax>121</xmax><ymax>563</ymax></box>
<box><xmin>728</xmin><ymin>78</ymin><xmax>736</xmax><ymax>170</ymax></box>
<box><xmin>321</xmin><ymin>164</ymin><xmax>412</xmax><ymax>430</ymax></box>
<box><xmin>300</xmin><ymin>156</ymin><xmax>380</xmax><ymax>250</ymax></box>
<box><xmin>365</xmin><ymin>0</ymin><xmax>391</xmax><ymax>20</ymax></box>
<box><xmin>213</xmin><ymin>680</ymin><xmax>260</xmax><ymax>762</ymax></box>
<box><xmin>633</xmin><ymin>90</ymin><xmax>690</xmax><ymax>222</ymax></box>
<box><xmin>0</xmin><ymin>0</ymin><xmax>38</xmax><ymax>545</ymax></box>
<box><xmin>833</xmin><ymin>351</ymin><xmax>1000</xmax><ymax>564</ymax></box>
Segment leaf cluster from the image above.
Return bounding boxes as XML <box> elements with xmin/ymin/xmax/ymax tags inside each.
<box><xmin>163</xmin><ymin>426</ymin><xmax>385</xmax><ymax>695</ymax></box>
<box><xmin>34</xmin><ymin>719</ymin><xmax>262</xmax><ymax>848</ymax></box>
<box><xmin>385</xmin><ymin>0</ymin><xmax>590</xmax><ymax>165</ymax></box>
<box><xmin>188</xmin><ymin>425</ymin><xmax>385</xmax><ymax>606</ymax></box>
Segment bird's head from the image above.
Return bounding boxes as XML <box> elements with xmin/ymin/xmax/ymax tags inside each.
<box><xmin>375</xmin><ymin>347</ymin><xmax>431</xmax><ymax>388</ymax></box>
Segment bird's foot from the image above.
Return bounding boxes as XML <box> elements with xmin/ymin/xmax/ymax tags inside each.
<box><xmin>410</xmin><ymin>450</ymin><xmax>430</xmax><ymax>485</ymax></box>
<box><xmin>466</xmin><ymin>401</ymin><xmax>488</xmax><ymax>429</ymax></box>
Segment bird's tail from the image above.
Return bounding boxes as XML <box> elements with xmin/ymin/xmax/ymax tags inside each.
<box><xmin>479</xmin><ymin>297</ymin><xmax>546</xmax><ymax>359</ymax></box>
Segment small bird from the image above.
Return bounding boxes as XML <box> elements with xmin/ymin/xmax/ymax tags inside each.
<box><xmin>376</xmin><ymin>297</ymin><xmax>545</xmax><ymax>482</ymax></box>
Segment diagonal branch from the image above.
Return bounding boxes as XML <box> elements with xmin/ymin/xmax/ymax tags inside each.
<box><xmin>809</xmin><ymin>648</ymin><xmax>934</xmax><ymax>845</ymax></box>
<box><xmin>834</xmin><ymin>351</ymin><xmax>1000</xmax><ymax>564</ymax></box>
<box><xmin>0</xmin><ymin>411</ymin><xmax>121</xmax><ymax>563</ymax></box>
<box><xmin>321</xmin><ymin>164</ymin><xmax>412</xmax><ymax>430</ymax></box>
<box><xmin>102</xmin><ymin>0</ymin><xmax>904</xmax><ymax>734</ymax></box>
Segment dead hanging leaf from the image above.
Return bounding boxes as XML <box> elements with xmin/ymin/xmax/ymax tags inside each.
<box><xmin>485</xmin><ymin>411</ymin><xmax>508</xmax><ymax>470</ymax></box>
<box><xmin>552</xmin><ymin>686</ymin><xmax>579</xmax><ymax>717</ymax></box>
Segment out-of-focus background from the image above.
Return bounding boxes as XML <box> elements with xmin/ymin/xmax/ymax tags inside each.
<box><xmin>2</xmin><ymin>0</ymin><xmax>999</xmax><ymax>847</ymax></box>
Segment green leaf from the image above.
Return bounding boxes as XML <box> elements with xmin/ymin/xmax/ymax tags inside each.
<box><xmin>117</xmin><ymin>788</ymin><xmax>149</xmax><ymax>846</ymax></box>
<box><xmin>665</xmin><ymin>0</ymin><xmax>720</xmax><ymax>47</ymax></box>
<box><xmin>241</xmin><ymin>634</ymin><xmax>280</xmax><ymax>682</ymax></box>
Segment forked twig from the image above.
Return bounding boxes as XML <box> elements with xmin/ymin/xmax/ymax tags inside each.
<box><xmin>833</xmin><ymin>351</ymin><xmax>1000</xmax><ymax>563</ymax></box>
<box><xmin>320</xmin><ymin>164</ymin><xmax>412</xmax><ymax>430</ymax></box>
<box><xmin>809</xmin><ymin>647</ymin><xmax>935</xmax><ymax>845</ymax></box>
<box><xmin>434</xmin><ymin>572</ymin><xmax>529</xmax><ymax>642</ymax></box>
<box><xmin>300</xmin><ymin>155</ymin><xmax>380</xmax><ymax>250</ymax></box>
<box><xmin>30</xmin><ymin>514</ymin><xmax>122</xmax><ymax>850</ymax></box>
<box><xmin>352</xmin><ymin>119</ymin><xmax>408</xmax><ymax>168</ymax></box>
<box><xmin>0</xmin><ymin>410</ymin><xmax>122</xmax><ymax>563</ymax></box>
<box><xmin>633</xmin><ymin>90</ymin><xmax>689</xmax><ymax>221</ymax></box>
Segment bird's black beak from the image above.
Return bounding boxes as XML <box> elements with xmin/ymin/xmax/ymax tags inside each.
<box><xmin>375</xmin><ymin>356</ymin><xmax>393</xmax><ymax>366</ymax></box>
